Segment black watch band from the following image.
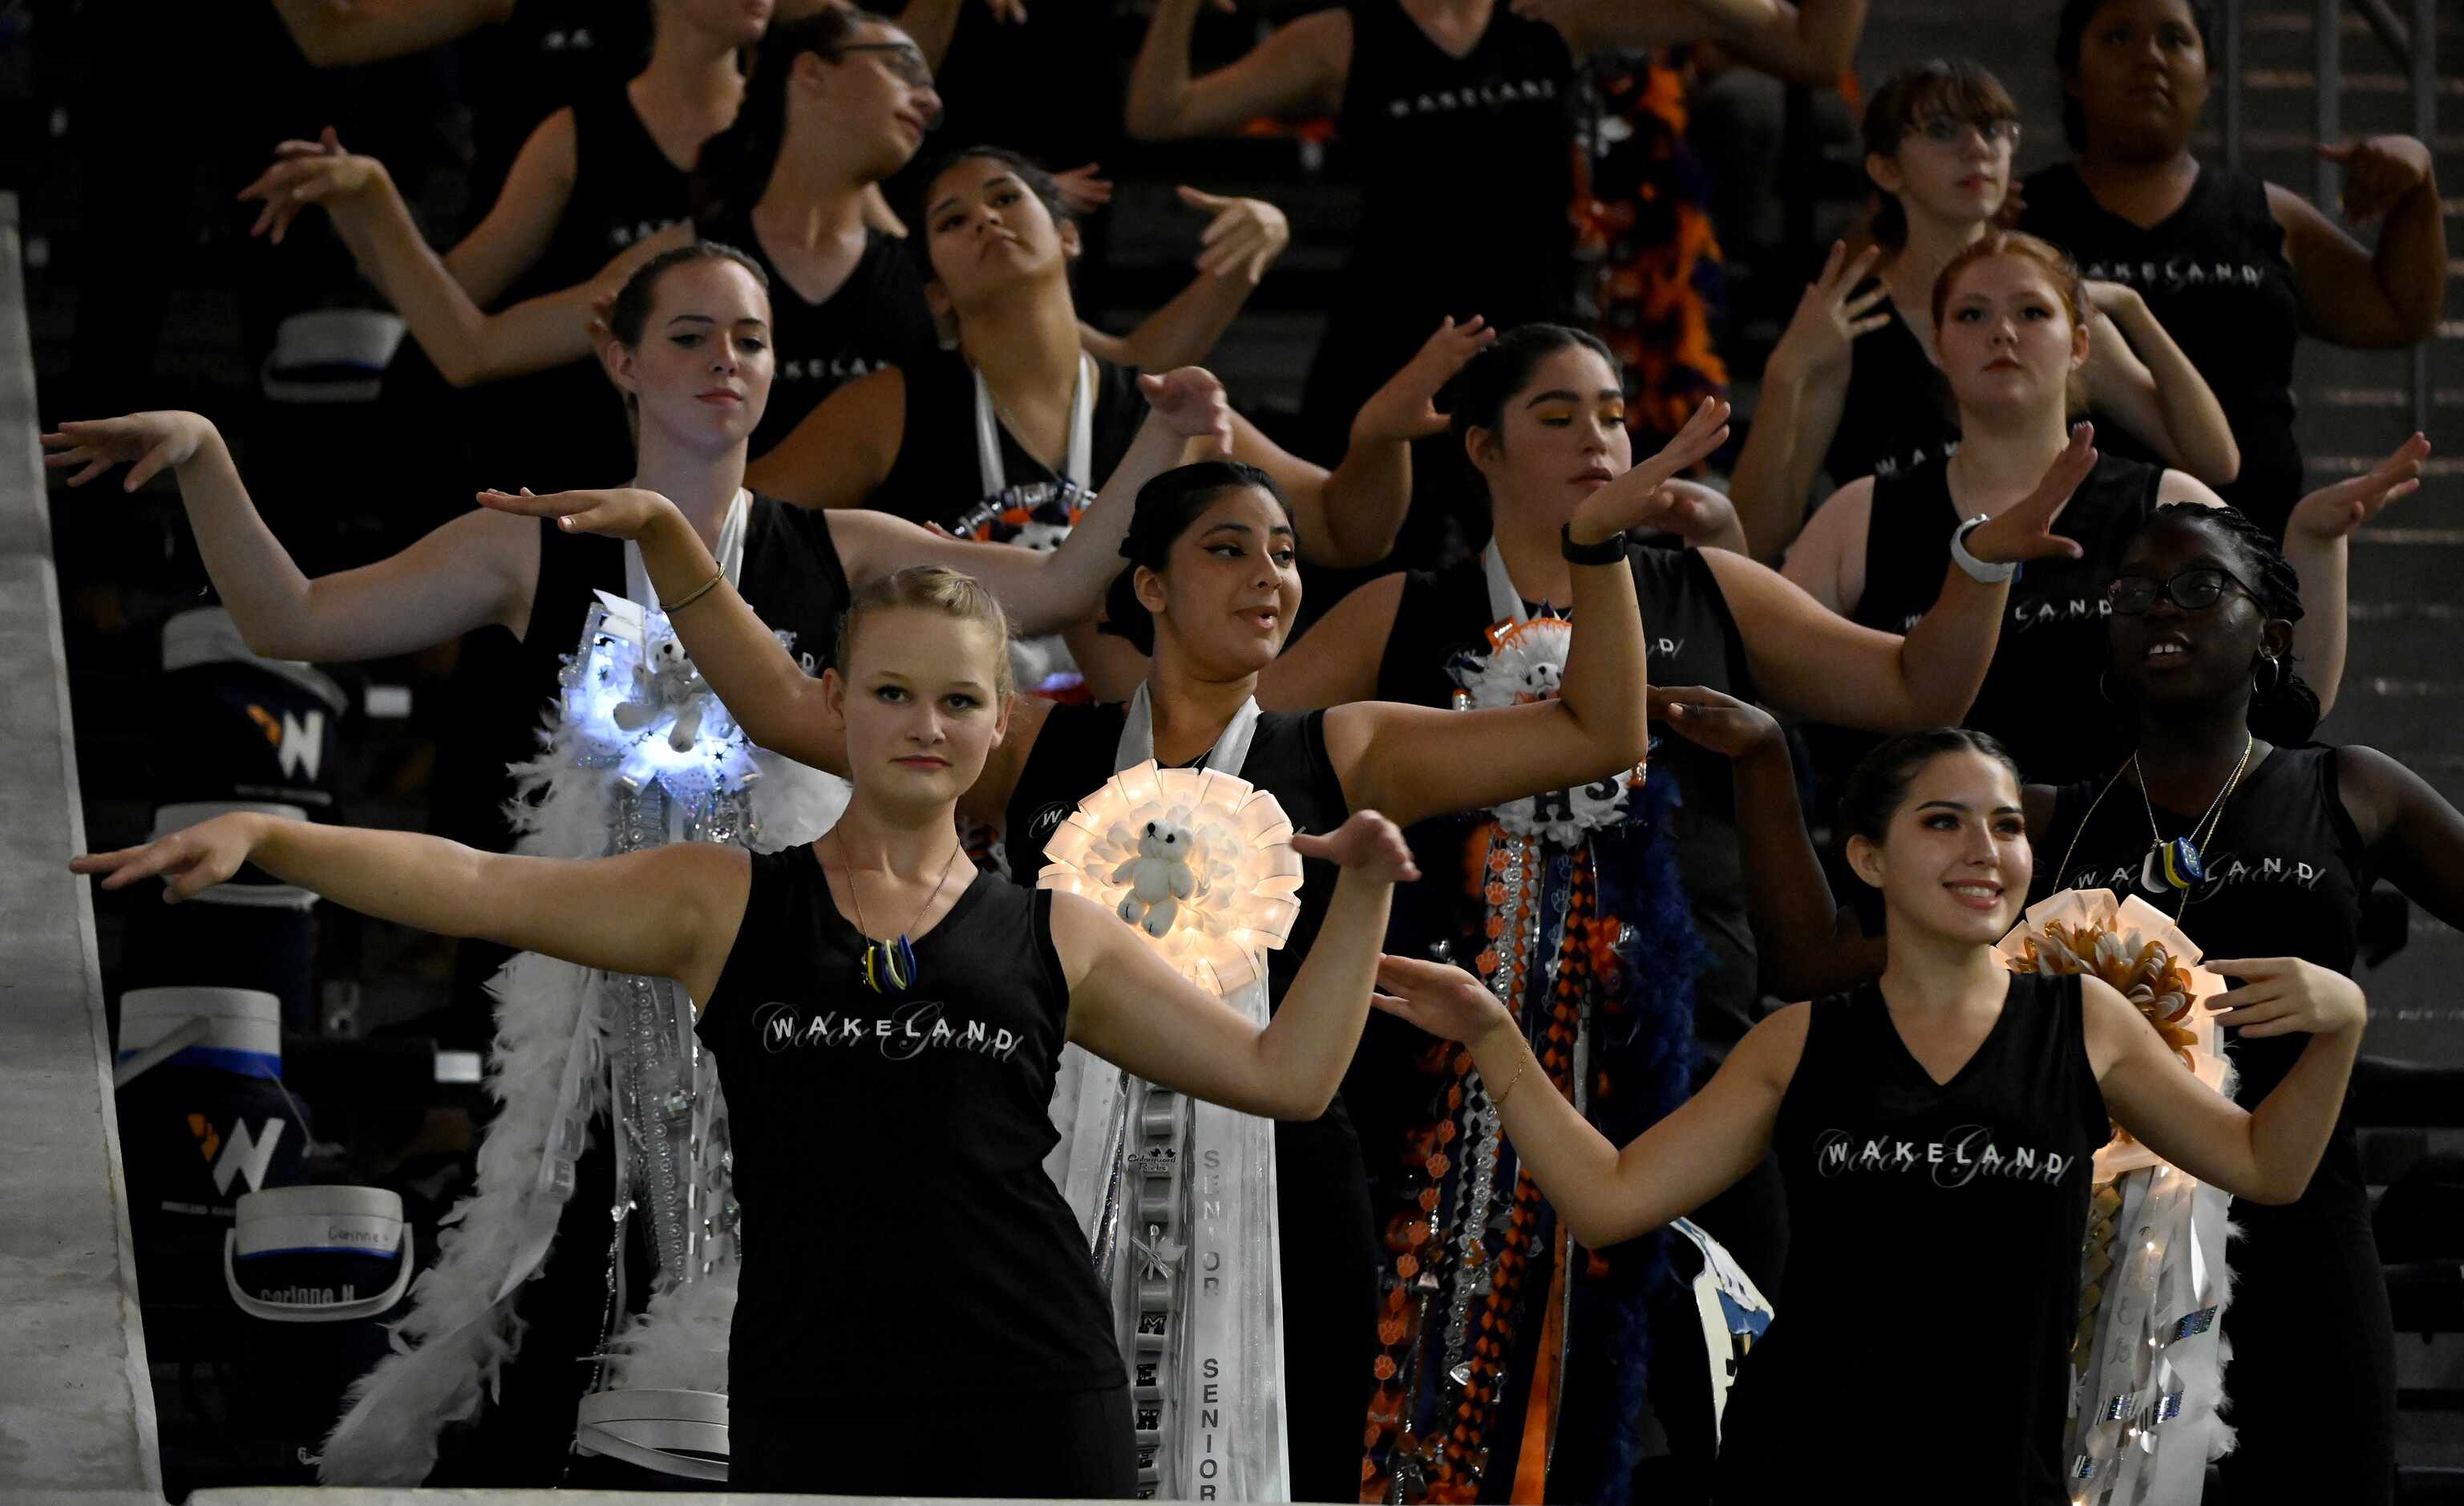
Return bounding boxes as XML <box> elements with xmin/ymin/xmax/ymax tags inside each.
<box><xmin>1561</xmin><ymin>524</ymin><xmax>1628</xmax><ymax>566</ymax></box>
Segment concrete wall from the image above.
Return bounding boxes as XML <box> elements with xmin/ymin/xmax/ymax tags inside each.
<box><xmin>0</xmin><ymin>190</ymin><xmax>160</xmax><ymax>1496</ymax></box>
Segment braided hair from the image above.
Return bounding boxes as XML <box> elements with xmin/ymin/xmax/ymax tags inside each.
<box><xmin>2138</xmin><ymin>502</ymin><xmax>2321</xmax><ymax>744</ymax></box>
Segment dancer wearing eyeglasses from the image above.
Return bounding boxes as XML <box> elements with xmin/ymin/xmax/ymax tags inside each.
<box><xmin>1730</xmin><ymin>59</ymin><xmax>2239</xmax><ymax>563</ymax></box>
<box><xmin>1778</xmin><ymin>229</ymin><xmax>2422</xmax><ymax>787</ymax></box>
<box><xmin>2028</xmin><ymin>501</ymin><xmax>2464</xmax><ymax>1506</ymax></box>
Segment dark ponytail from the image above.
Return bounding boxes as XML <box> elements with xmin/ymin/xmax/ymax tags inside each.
<box><xmin>1098</xmin><ymin>461</ymin><xmax>1289</xmax><ymax>655</ymax></box>
<box><xmin>690</xmin><ymin>9</ymin><xmax>889</xmax><ymax>229</ymax></box>
<box><xmin>2132</xmin><ymin>503</ymin><xmax>2323</xmax><ymax>744</ymax></box>
<box><xmin>1839</xmin><ymin>728</ymin><xmax>2023</xmax><ymax>846</ymax></box>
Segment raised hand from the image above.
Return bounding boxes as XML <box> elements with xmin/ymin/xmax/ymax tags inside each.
<box><xmin>1370</xmin><ymin>953</ymin><xmax>1512</xmax><ymax>1047</ymax></box>
<box><xmin>2203</xmin><ymin>957</ymin><xmax>2367</xmax><ymax>1038</ymax></box>
<box><xmin>1572</xmin><ymin>395</ymin><xmax>1731</xmax><ymax>540</ymax></box>
<box><xmin>1349</xmin><ymin>316</ymin><xmax>1498</xmax><ymax>444</ymax></box>
<box><xmin>1289</xmin><ymin>809</ymin><xmax>1419</xmax><ymax>884</ymax></box>
<box><xmin>478</xmin><ymin>485</ymin><xmax>682</xmax><ymax>541</ymax></box>
<box><xmin>2289</xmin><ymin>431</ymin><xmax>2430</xmax><ymax>541</ymax></box>
<box><xmin>1964</xmin><ymin>422</ymin><xmax>2098</xmax><ymax>565</ymax></box>
<box><xmin>1138</xmin><ymin>366</ymin><xmax>1235</xmax><ymax>455</ymax></box>
<box><xmin>237</xmin><ymin>127</ymin><xmax>384</xmax><ymax>245</ymax></box>
<box><xmin>41</xmin><ymin>411</ymin><xmax>215</xmax><ymax>491</ymax></box>
<box><xmin>1773</xmin><ymin>241</ymin><xmax>1890</xmax><ymax>380</ymax></box>
<box><xmin>2317</xmin><ymin>135</ymin><xmax>2434</xmax><ymax>227</ymax></box>
<box><xmin>1628</xmin><ymin>477</ymin><xmax>1739</xmax><ymax>547</ymax></box>
<box><xmin>72</xmin><ymin>813</ymin><xmax>263</xmax><ymax>903</ymax></box>
<box><xmin>1053</xmin><ymin>162</ymin><xmax>1116</xmax><ymax>216</ymax></box>
<box><xmin>1179</xmin><ymin>187</ymin><xmax>1289</xmax><ymax>284</ymax></box>
<box><xmin>1649</xmin><ymin>685</ymin><xmax>1782</xmax><ymax>759</ymax></box>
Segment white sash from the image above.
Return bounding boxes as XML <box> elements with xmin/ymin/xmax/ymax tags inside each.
<box><xmin>1044</xmin><ymin>680</ymin><xmax>1289</xmax><ymax>1500</ymax></box>
<box><xmin>974</xmin><ymin>352</ymin><xmax>1095</xmax><ymax>496</ymax></box>
<box><xmin>1114</xmin><ymin>681</ymin><xmax>1264</xmax><ymax>781</ymax></box>
<box><xmin>625</xmin><ymin>487</ymin><xmax>750</xmax><ymax>611</ymax></box>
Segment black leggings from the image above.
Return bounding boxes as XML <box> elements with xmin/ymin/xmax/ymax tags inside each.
<box><xmin>730</xmin><ymin>1386</ymin><xmax>1135</xmax><ymax>1497</ymax></box>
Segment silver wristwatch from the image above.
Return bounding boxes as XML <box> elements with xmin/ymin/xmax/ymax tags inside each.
<box><xmin>1950</xmin><ymin>514</ymin><xmax>2017</xmax><ymax>584</ymax></box>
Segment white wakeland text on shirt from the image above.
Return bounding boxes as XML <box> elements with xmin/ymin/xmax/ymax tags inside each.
<box><xmin>1814</xmin><ymin>1125</ymin><xmax>2076</xmax><ymax>1188</ymax></box>
<box><xmin>751</xmin><ymin>998</ymin><xmax>1022</xmax><ymax>1062</ymax></box>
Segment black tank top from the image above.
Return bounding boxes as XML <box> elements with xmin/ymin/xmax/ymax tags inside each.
<box><xmin>1372</xmin><ymin>543</ymin><xmax>1764</xmax><ymax>1056</ymax></box>
<box><xmin>1331</xmin><ymin>0</ymin><xmax>1576</xmax><ymax>343</ymax></box>
<box><xmin>457</xmin><ymin>2</ymin><xmax>651</xmax><ymax>228</ymax></box>
<box><xmin>1850</xmin><ymin>453</ymin><xmax>2162</xmax><ymax>785</ymax></box>
<box><xmin>1004</xmin><ymin>703</ymin><xmax>1351</xmax><ymax>1007</ymax></box>
<box><xmin>1823</xmin><ymin>289</ymin><xmax>1958</xmax><ymax>488</ymax></box>
<box><xmin>2017</xmin><ymin>162</ymin><xmax>2304</xmax><ymax>536</ymax></box>
<box><xmin>2032</xmin><ymin>744</ymin><xmax>2372</xmax><ymax>1217</ymax></box>
<box><xmin>696</xmin><ymin>848</ymin><xmax>1125</xmax><ymax>1405</ymax></box>
<box><xmin>873</xmin><ymin>349</ymin><xmax>1147</xmax><ymax>544</ymax></box>
<box><xmin>1716</xmin><ymin>972</ymin><xmax>2103</xmax><ymax>1504</ymax></box>
<box><xmin>474</xmin><ymin>82</ymin><xmax>695</xmax><ymax>492</ymax></box>
<box><xmin>700</xmin><ymin>213</ymin><xmax>942</xmax><ymax>459</ymax></box>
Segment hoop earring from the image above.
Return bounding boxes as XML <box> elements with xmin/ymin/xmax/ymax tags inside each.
<box><xmin>2256</xmin><ymin>655</ymin><xmax>2284</xmax><ymax>696</ymax></box>
<box><xmin>2098</xmin><ymin>667</ymin><xmax>2119</xmax><ymax>706</ymax></box>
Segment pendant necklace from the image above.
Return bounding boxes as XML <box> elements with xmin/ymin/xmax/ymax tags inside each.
<box><xmin>2057</xmin><ymin>733</ymin><xmax>2254</xmax><ymax>918</ymax></box>
<box><xmin>838</xmin><ymin>828</ymin><xmax>965</xmax><ymax>994</ymax></box>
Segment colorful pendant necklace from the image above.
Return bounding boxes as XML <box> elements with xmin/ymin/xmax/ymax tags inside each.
<box><xmin>2131</xmin><ymin>734</ymin><xmax>2252</xmax><ymax>912</ymax></box>
<box><xmin>2057</xmin><ymin>735</ymin><xmax>2253</xmax><ymax>920</ymax></box>
<box><xmin>837</xmin><ymin>829</ymin><xmax>964</xmax><ymax>994</ymax></box>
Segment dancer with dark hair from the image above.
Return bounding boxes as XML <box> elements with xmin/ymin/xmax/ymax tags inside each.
<box><xmin>2026</xmin><ymin>501</ymin><xmax>2464</xmax><ymax>1506</ymax></box>
<box><xmin>746</xmin><ymin>145</ymin><xmax>1444</xmax><ymax>565</ymax></box>
<box><xmin>1254</xmin><ymin>320</ymin><xmax>2093</xmax><ymax>1496</ymax></box>
<box><xmin>76</xmin><ymin>566</ymin><xmax>1426</xmax><ymax>1500</ymax></box>
<box><xmin>1732</xmin><ymin>58</ymin><xmax>2238</xmax><ymax>561</ymax></box>
<box><xmin>1370</xmin><ymin>726</ymin><xmax>2368</xmax><ymax>1504</ymax></box>
<box><xmin>480</xmin><ymin>395</ymin><xmax>1726</xmax><ymax>1501</ymax></box>
<box><xmin>2017</xmin><ymin>0</ymin><xmax>2445</xmax><ymax>536</ymax></box>
<box><xmin>242</xmin><ymin>12</ymin><xmax>1281</xmax><ymax>458</ymax></box>
<box><xmin>1781</xmin><ymin>230</ymin><xmax>2422</xmax><ymax>785</ymax></box>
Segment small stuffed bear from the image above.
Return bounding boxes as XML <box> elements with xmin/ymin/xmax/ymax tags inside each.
<box><xmin>613</xmin><ymin>635</ymin><xmax>714</xmax><ymax>751</ymax></box>
<box><xmin>1112</xmin><ymin>819</ymin><xmax>1197</xmax><ymax>937</ymax></box>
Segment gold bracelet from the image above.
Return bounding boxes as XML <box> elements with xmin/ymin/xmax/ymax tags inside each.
<box><xmin>1491</xmin><ymin>1058</ymin><xmax>1530</xmax><ymax>1111</ymax></box>
<box><xmin>662</xmin><ymin>570</ymin><xmax>726</xmax><ymax>614</ymax></box>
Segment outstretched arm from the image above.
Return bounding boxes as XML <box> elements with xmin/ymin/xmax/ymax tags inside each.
<box><xmin>1723</xmin><ymin>423</ymin><xmax>2102</xmax><ymax>730</ymax></box>
<box><xmin>1126</xmin><ymin>0</ymin><xmax>1348</xmax><ymax>140</ymax></box>
<box><xmin>1058</xmin><ymin>812</ymin><xmax>1416</xmax><ymax>1119</ymax></box>
<box><xmin>1325</xmin><ymin>399</ymin><xmax>1735</xmax><ymax>824</ymax></box>
<box><xmin>828</xmin><ymin>369</ymin><xmax>1232</xmax><ymax>633</ymax></box>
<box><xmin>75</xmin><ymin>813</ymin><xmax>747</xmax><ymax>1010</ymax></box>
<box><xmin>1653</xmin><ymin>687</ymin><xmax>1883</xmax><ymax>997</ymax></box>
<box><xmin>42</xmin><ymin>411</ymin><xmax>532</xmax><ymax>662</ymax></box>
<box><xmin>1374</xmin><ymin>957</ymin><xmax>1807</xmax><ymax>1247</ymax></box>
<box><xmin>239</xmin><ymin>134</ymin><xmax>680</xmax><ymax>387</ymax></box>
<box><xmin>2091</xmin><ymin>966</ymin><xmax>2362</xmax><ymax>1205</ymax></box>
<box><xmin>271</xmin><ymin>0</ymin><xmax>515</xmax><ymax>67</ymax></box>
<box><xmin>2280</xmin><ymin>433</ymin><xmax>2430</xmax><ymax>719</ymax></box>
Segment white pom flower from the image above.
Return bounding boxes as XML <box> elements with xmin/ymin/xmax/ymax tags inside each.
<box><xmin>1036</xmin><ymin>760</ymin><xmax>1305</xmax><ymax>995</ymax></box>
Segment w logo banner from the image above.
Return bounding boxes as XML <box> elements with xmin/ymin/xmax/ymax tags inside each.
<box><xmin>192</xmin><ymin>1112</ymin><xmax>286</xmax><ymax>1196</ymax></box>
<box><xmin>245</xmin><ymin>706</ymin><xmax>326</xmax><ymax>782</ymax></box>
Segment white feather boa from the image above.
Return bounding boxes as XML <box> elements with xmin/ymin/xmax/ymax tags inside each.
<box><xmin>316</xmin><ymin>715</ymin><xmax>848</xmax><ymax>1486</ymax></box>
